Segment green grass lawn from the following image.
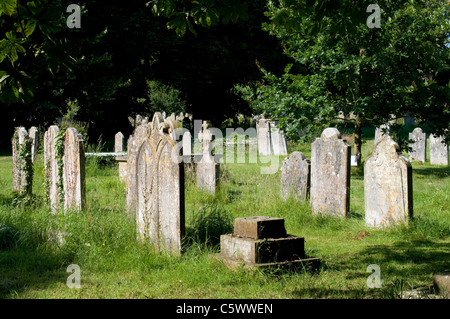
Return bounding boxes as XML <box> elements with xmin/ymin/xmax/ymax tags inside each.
<box><xmin>0</xmin><ymin>135</ymin><xmax>449</xmax><ymax>299</ymax></box>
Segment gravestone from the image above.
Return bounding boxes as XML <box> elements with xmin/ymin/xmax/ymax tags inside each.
<box><xmin>409</xmin><ymin>127</ymin><xmax>426</xmax><ymax>163</ymax></box>
<box><xmin>280</xmin><ymin>151</ymin><xmax>310</xmax><ymax>201</ymax></box>
<box><xmin>28</xmin><ymin>126</ymin><xmax>39</xmax><ymax>163</ymax></box>
<box><xmin>220</xmin><ymin>216</ymin><xmax>320</xmax><ymax>270</ymax></box>
<box><xmin>310</xmin><ymin>128</ymin><xmax>351</xmax><ymax>217</ymax></box>
<box><xmin>197</xmin><ymin>121</ymin><xmax>219</xmax><ymax>194</ymax></box>
<box><xmin>63</xmin><ymin>128</ymin><xmax>86</xmax><ymax>210</ymax></box>
<box><xmin>269</xmin><ymin>120</ymin><xmax>288</xmax><ymax>156</ymax></box>
<box><xmin>12</xmin><ymin>127</ymin><xmax>33</xmax><ymax>196</ymax></box>
<box><xmin>429</xmin><ymin>134</ymin><xmax>449</xmax><ymax>165</ymax></box>
<box><xmin>182</xmin><ymin>131</ymin><xmax>192</xmax><ymax>156</ymax></box>
<box><xmin>129</xmin><ymin>112</ymin><xmax>185</xmax><ymax>255</ymax></box>
<box><xmin>365</xmin><ymin>135</ymin><xmax>413</xmax><ymax>228</ymax></box>
<box><xmin>256</xmin><ymin>117</ymin><xmax>271</xmax><ymax>156</ymax></box>
<box><xmin>44</xmin><ymin>125</ymin><xmax>61</xmax><ymax>209</ymax></box>
<box><xmin>374</xmin><ymin>124</ymin><xmax>391</xmax><ymax>146</ymax></box>
<box><xmin>114</xmin><ymin>132</ymin><xmax>125</xmax><ymax>153</ymax></box>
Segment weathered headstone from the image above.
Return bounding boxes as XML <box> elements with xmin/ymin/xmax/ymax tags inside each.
<box><xmin>365</xmin><ymin>135</ymin><xmax>413</xmax><ymax>228</ymax></box>
<box><xmin>44</xmin><ymin>125</ymin><xmax>61</xmax><ymax>209</ymax></box>
<box><xmin>28</xmin><ymin>126</ymin><xmax>38</xmax><ymax>163</ymax></box>
<box><xmin>280</xmin><ymin>151</ymin><xmax>310</xmax><ymax>201</ymax></box>
<box><xmin>220</xmin><ymin>216</ymin><xmax>320</xmax><ymax>270</ymax></box>
<box><xmin>197</xmin><ymin>121</ymin><xmax>219</xmax><ymax>194</ymax></box>
<box><xmin>12</xmin><ymin>127</ymin><xmax>33</xmax><ymax>196</ymax></box>
<box><xmin>129</xmin><ymin>112</ymin><xmax>185</xmax><ymax>255</ymax></box>
<box><xmin>269</xmin><ymin>120</ymin><xmax>288</xmax><ymax>156</ymax></box>
<box><xmin>114</xmin><ymin>132</ymin><xmax>125</xmax><ymax>153</ymax></box>
<box><xmin>63</xmin><ymin>128</ymin><xmax>86</xmax><ymax>210</ymax></box>
<box><xmin>409</xmin><ymin>127</ymin><xmax>426</xmax><ymax>163</ymax></box>
<box><xmin>256</xmin><ymin>117</ymin><xmax>272</xmax><ymax>156</ymax></box>
<box><xmin>310</xmin><ymin>128</ymin><xmax>351</xmax><ymax>217</ymax></box>
<box><xmin>429</xmin><ymin>134</ymin><xmax>449</xmax><ymax>165</ymax></box>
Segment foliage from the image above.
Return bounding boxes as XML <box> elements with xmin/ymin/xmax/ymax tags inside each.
<box><xmin>242</xmin><ymin>0</ymin><xmax>450</xmax><ymax>144</ymax></box>
<box><xmin>138</xmin><ymin>80</ymin><xmax>187</xmax><ymax>116</ymax></box>
<box><xmin>149</xmin><ymin>0</ymin><xmax>251</xmax><ymax>36</ymax></box>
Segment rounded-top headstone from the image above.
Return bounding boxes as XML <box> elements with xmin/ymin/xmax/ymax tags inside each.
<box><xmin>321</xmin><ymin>127</ymin><xmax>341</xmax><ymax>140</ymax></box>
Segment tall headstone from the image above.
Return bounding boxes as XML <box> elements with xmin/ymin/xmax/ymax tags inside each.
<box><xmin>429</xmin><ymin>134</ymin><xmax>449</xmax><ymax>165</ymax></box>
<box><xmin>114</xmin><ymin>132</ymin><xmax>125</xmax><ymax>153</ymax></box>
<box><xmin>44</xmin><ymin>125</ymin><xmax>61</xmax><ymax>209</ymax></box>
<box><xmin>365</xmin><ymin>135</ymin><xmax>413</xmax><ymax>228</ymax></box>
<box><xmin>63</xmin><ymin>128</ymin><xmax>86</xmax><ymax>210</ymax></box>
<box><xmin>310</xmin><ymin>128</ymin><xmax>351</xmax><ymax>217</ymax></box>
<box><xmin>269</xmin><ymin>120</ymin><xmax>288</xmax><ymax>156</ymax></box>
<box><xmin>12</xmin><ymin>127</ymin><xmax>33</xmax><ymax>196</ymax></box>
<box><xmin>129</xmin><ymin>112</ymin><xmax>185</xmax><ymax>255</ymax></box>
<box><xmin>280</xmin><ymin>151</ymin><xmax>310</xmax><ymax>201</ymax></box>
<box><xmin>256</xmin><ymin>117</ymin><xmax>272</xmax><ymax>156</ymax></box>
<box><xmin>28</xmin><ymin>126</ymin><xmax>38</xmax><ymax>163</ymax></box>
<box><xmin>197</xmin><ymin>121</ymin><xmax>219</xmax><ymax>194</ymax></box>
<box><xmin>409</xmin><ymin>127</ymin><xmax>426</xmax><ymax>163</ymax></box>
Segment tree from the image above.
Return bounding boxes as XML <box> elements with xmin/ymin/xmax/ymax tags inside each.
<box><xmin>244</xmin><ymin>0</ymin><xmax>450</xmax><ymax>165</ymax></box>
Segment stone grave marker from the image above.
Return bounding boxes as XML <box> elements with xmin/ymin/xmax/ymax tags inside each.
<box><xmin>429</xmin><ymin>134</ymin><xmax>449</xmax><ymax>165</ymax></box>
<box><xmin>129</xmin><ymin>112</ymin><xmax>185</xmax><ymax>255</ymax></box>
<box><xmin>409</xmin><ymin>127</ymin><xmax>426</xmax><ymax>163</ymax></box>
<box><xmin>256</xmin><ymin>117</ymin><xmax>272</xmax><ymax>156</ymax></box>
<box><xmin>310</xmin><ymin>127</ymin><xmax>351</xmax><ymax>217</ymax></box>
<box><xmin>365</xmin><ymin>135</ymin><xmax>413</xmax><ymax>228</ymax></box>
<box><xmin>63</xmin><ymin>128</ymin><xmax>86</xmax><ymax>210</ymax></box>
<box><xmin>269</xmin><ymin>120</ymin><xmax>288</xmax><ymax>156</ymax></box>
<box><xmin>220</xmin><ymin>216</ymin><xmax>320</xmax><ymax>270</ymax></box>
<box><xmin>280</xmin><ymin>151</ymin><xmax>310</xmax><ymax>201</ymax></box>
<box><xmin>28</xmin><ymin>126</ymin><xmax>38</xmax><ymax>163</ymax></box>
<box><xmin>114</xmin><ymin>132</ymin><xmax>125</xmax><ymax>153</ymax></box>
<box><xmin>197</xmin><ymin>121</ymin><xmax>219</xmax><ymax>194</ymax></box>
<box><xmin>44</xmin><ymin>125</ymin><xmax>61</xmax><ymax>209</ymax></box>
<box><xmin>12</xmin><ymin>127</ymin><xmax>33</xmax><ymax>196</ymax></box>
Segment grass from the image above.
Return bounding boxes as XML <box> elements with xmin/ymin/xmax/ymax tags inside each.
<box><xmin>0</xmin><ymin>133</ymin><xmax>449</xmax><ymax>299</ymax></box>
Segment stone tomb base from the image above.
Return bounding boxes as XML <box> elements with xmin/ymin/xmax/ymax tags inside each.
<box><xmin>219</xmin><ymin>216</ymin><xmax>320</xmax><ymax>271</ymax></box>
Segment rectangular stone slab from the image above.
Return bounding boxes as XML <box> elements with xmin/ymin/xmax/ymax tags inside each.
<box><xmin>234</xmin><ymin>216</ymin><xmax>287</xmax><ymax>239</ymax></box>
<box><xmin>220</xmin><ymin>234</ymin><xmax>304</xmax><ymax>264</ymax></box>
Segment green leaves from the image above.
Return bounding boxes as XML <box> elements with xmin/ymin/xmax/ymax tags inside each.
<box><xmin>150</xmin><ymin>0</ymin><xmax>249</xmax><ymax>36</ymax></box>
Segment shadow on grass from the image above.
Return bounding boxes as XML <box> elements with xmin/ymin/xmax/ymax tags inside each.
<box><xmin>184</xmin><ymin>205</ymin><xmax>234</xmax><ymax>250</ymax></box>
<box><xmin>412</xmin><ymin>166</ymin><xmax>450</xmax><ymax>179</ymax></box>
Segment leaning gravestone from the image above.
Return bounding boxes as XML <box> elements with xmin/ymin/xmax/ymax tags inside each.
<box><xmin>63</xmin><ymin>128</ymin><xmax>86</xmax><ymax>210</ymax></box>
<box><xmin>269</xmin><ymin>120</ymin><xmax>288</xmax><ymax>156</ymax></box>
<box><xmin>429</xmin><ymin>134</ymin><xmax>449</xmax><ymax>165</ymax></box>
<box><xmin>365</xmin><ymin>135</ymin><xmax>413</xmax><ymax>228</ymax></box>
<box><xmin>28</xmin><ymin>126</ymin><xmax>39</xmax><ymax>163</ymax></box>
<box><xmin>409</xmin><ymin>127</ymin><xmax>426</xmax><ymax>163</ymax></box>
<box><xmin>12</xmin><ymin>127</ymin><xmax>33</xmax><ymax>196</ymax></box>
<box><xmin>197</xmin><ymin>121</ymin><xmax>219</xmax><ymax>194</ymax></box>
<box><xmin>310</xmin><ymin>128</ymin><xmax>351</xmax><ymax>217</ymax></box>
<box><xmin>256</xmin><ymin>117</ymin><xmax>272</xmax><ymax>156</ymax></box>
<box><xmin>280</xmin><ymin>151</ymin><xmax>310</xmax><ymax>201</ymax></box>
<box><xmin>128</xmin><ymin>112</ymin><xmax>185</xmax><ymax>255</ymax></box>
<box><xmin>44</xmin><ymin>125</ymin><xmax>61</xmax><ymax>209</ymax></box>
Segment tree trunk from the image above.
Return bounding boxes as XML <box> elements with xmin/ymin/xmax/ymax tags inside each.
<box><xmin>354</xmin><ymin>115</ymin><xmax>362</xmax><ymax>166</ymax></box>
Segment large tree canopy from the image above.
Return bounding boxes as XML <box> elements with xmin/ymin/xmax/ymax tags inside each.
<box><xmin>243</xmin><ymin>0</ymin><xmax>449</xmax><ymax>159</ymax></box>
<box><xmin>0</xmin><ymin>0</ymin><xmax>287</xmax><ymax>151</ymax></box>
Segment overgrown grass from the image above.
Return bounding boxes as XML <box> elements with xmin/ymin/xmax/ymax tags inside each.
<box><xmin>0</xmin><ymin>134</ymin><xmax>448</xmax><ymax>299</ymax></box>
